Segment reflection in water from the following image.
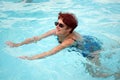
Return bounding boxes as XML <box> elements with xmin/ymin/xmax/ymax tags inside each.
<box><xmin>85</xmin><ymin>52</ymin><xmax>120</xmax><ymax>79</ymax></box>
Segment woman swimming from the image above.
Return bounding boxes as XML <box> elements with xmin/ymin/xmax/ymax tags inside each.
<box><xmin>6</xmin><ymin>12</ymin><xmax>102</xmax><ymax>60</ymax></box>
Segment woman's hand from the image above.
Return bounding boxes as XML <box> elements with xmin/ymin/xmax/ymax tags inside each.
<box><xmin>19</xmin><ymin>56</ymin><xmax>33</xmax><ymax>60</ymax></box>
<box><xmin>6</xmin><ymin>41</ymin><xmax>20</xmax><ymax>47</ymax></box>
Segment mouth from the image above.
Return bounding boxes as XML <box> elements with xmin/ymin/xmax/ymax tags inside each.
<box><xmin>56</xmin><ymin>28</ymin><xmax>60</xmax><ymax>32</ymax></box>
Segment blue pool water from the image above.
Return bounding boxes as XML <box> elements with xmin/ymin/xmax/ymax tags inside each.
<box><xmin>0</xmin><ymin>0</ymin><xmax>120</xmax><ymax>80</ymax></box>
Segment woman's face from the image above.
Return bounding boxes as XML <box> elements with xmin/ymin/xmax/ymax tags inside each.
<box><xmin>55</xmin><ymin>18</ymin><xmax>71</xmax><ymax>36</ymax></box>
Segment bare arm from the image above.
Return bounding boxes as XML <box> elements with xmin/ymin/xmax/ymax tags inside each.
<box><xmin>19</xmin><ymin>38</ymin><xmax>75</xmax><ymax>60</ymax></box>
<box><xmin>6</xmin><ymin>29</ymin><xmax>56</xmax><ymax>47</ymax></box>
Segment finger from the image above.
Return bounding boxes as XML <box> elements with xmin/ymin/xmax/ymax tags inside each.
<box><xmin>6</xmin><ymin>41</ymin><xmax>11</xmax><ymax>45</ymax></box>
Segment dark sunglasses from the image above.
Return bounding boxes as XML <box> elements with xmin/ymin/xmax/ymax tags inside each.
<box><xmin>54</xmin><ymin>22</ymin><xmax>64</xmax><ymax>28</ymax></box>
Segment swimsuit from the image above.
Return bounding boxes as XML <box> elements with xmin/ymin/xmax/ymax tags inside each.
<box><xmin>70</xmin><ymin>35</ymin><xmax>103</xmax><ymax>58</ymax></box>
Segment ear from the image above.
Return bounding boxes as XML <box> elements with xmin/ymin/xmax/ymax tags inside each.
<box><xmin>66</xmin><ymin>28</ymin><xmax>72</xmax><ymax>33</ymax></box>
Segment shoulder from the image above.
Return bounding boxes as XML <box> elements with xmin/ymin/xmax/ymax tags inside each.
<box><xmin>70</xmin><ymin>31</ymin><xmax>83</xmax><ymax>41</ymax></box>
<box><xmin>50</xmin><ymin>29</ymin><xmax>56</xmax><ymax>33</ymax></box>
<box><xmin>47</xmin><ymin>29</ymin><xmax>56</xmax><ymax>35</ymax></box>
<box><xmin>60</xmin><ymin>38</ymin><xmax>75</xmax><ymax>48</ymax></box>
<box><xmin>61</xmin><ymin>34</ymin><xmax>77</xmax><ymax>47</ymax></box>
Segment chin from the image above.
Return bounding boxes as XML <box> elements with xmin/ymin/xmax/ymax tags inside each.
<box><xmin>55</xmin><ymin>29</ymin><xmax>60</xmax><ymax>35</ymax></box>
<box><xmin>56</xmin><ymin>31</ymin><xmax>60</xmax><ymax>36</ymax></box>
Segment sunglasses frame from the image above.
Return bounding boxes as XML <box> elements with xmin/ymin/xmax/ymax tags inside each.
<box><xmin>55</xmin><ymin>22</ymin><xmax>64</xmax><ymax>28</ymax></box>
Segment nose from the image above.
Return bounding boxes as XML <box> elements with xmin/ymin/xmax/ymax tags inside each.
<box><xmin>56</xmin><ymin>25</ymin><xmax>60</xmax><ymax>29</ymax></box>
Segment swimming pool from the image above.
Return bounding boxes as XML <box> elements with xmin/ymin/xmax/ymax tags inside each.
<box><xmin>0</xmin><ymin>0</ymin><xmax>120</xmax><ymax>80</ymax></box>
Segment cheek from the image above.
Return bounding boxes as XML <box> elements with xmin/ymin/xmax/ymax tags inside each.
<box><xmin>60</xmin><ymin>30</ymin><xmax>66</xmax><ymax>34</ymax></box>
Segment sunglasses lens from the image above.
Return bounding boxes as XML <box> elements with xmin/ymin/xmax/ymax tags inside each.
<box><xmin>55</xmin><ymin>22</ymin><xmax>58</xmax><ymax>26</ymax></box>
<box><xmin>59</xmin><ymin>24</ymin><xmax>64</xmax><ymax>28</ymax></box>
